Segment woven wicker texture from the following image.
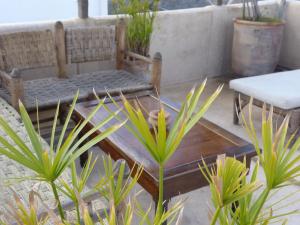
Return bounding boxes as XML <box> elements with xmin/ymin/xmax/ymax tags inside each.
<box><xmin>66</xmin><ymin>26</ymin><xmax>116</xmax><ymax>63</ymax></box>
<box><xmin>0</xmin><ymin>30</ymin><xmax>56</xmax><ymax>72</ymax></box>
<box><xmin>0</xmin><ymin>70</ymin><xmax>152</xmax><ymax>110</ymax></box>
<box><xmin>0</xmin><ymin>97</ymin><xmax>105</xmax><ymax>223</ymax></box>
<box><xmin>0</xmin><ymin>97</ymin><xmax>70</xmax><ymax>211</ymax></box>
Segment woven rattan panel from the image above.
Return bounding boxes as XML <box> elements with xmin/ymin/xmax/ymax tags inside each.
<box><xmin>0</xmin><ymin>52</ymin><xmax>5</xmax><ymax>71</ymax></box>
<box><xmin>0</xmin><ymin>30</ymin><xmax>56</xmax><ymax>71</ymax></box>
<box><xmin>66</xmin><ymin>26</ymin><xmax>116</xmax><ymax>63</ymax></box>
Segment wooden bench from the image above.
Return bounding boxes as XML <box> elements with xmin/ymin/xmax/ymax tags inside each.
<box><xmin>0</xmin><ymin>19</ymin><xmax>161</xmax><ymax>113</ymax></box>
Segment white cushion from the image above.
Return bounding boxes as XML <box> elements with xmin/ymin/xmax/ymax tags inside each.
<box><xmin>229</xmin><ymin>69</ymin><xmax>300</xmax><ymax>110</ymax></box>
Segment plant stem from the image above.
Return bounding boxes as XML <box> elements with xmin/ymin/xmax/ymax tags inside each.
<box><xmin>242</xmin><ymin>0</ymin><xmax>246</xmax><ymax>19</ymax></box>
<box><xmin>50</xmin><ymin>181</ymin><xmax>65</xmax><ymax>220</ymax></box>
<box><xmin>210</xmin><ymin>207</ymin><xmax>221</xmax><ymax>225</ymax></box>
<box><xmin>156</xmin><ymin>164</ymin><xmax>164</xmax><ymax>219</ymax></box>
<box><xmin>76</xmin><ymin>202</ymin><xmax>81</xmax><ymax>224</ymax></box>
<box><xmin>250</xmin><ymin>188</ymin><xmax>270</xmax><ymax>225</ymax></box>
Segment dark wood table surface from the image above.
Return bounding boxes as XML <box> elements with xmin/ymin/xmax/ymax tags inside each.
<box><xmin>74</xmin><ymin>94</ymin><xmax>256</xmax><ymax>206</ymax></box>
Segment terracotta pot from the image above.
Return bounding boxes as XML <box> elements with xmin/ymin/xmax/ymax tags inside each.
<box><xmin>148</xmin><ymin>109</ymin><xmax>171</xmax><ymax>129</ymax></box>
<box><xmin>232</xmin><ymin>19</ymin><xmax>285</xmax><ymax>76</ymax></box>
<box><xmin>126</xmin><ymin>57</ymin><xmax>150</xmax><ymax>76</ymax></box>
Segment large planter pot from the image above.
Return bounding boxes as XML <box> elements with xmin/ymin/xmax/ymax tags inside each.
<box><xmin>232</xmin><ymin>19</ymin><xmax>285</xmax><ymax>76</ymax></box>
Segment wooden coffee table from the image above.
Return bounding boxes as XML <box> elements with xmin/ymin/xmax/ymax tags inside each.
<box><xmin>74</xmin><ymin>94</ymin><xmax>256</xmax><ymax>210</ymax></box>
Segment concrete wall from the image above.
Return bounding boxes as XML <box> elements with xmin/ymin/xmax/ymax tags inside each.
<box><xmin>150</xmin><ymin>1</ymin><xmax>279</xmax><ymax>85</ymax></box>
<box><xmin>279</xmin><ymin>1</ymin><xmax>300</xmax><ymax>69</ymax></box>
<box><xmin>0</xmin><ymin>1</ymin><xmax>299</xmax><ymax>86</ymax></box>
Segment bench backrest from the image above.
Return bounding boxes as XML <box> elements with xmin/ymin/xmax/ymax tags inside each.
<box><xmin>0</xmin><ymin>21</ymin><xmax>124</xmax><ymax>77</ymax></box>
<box><xmin>0</xmin><ymin>30</ymin><xmax>56</xmax><ymax>72</ymax></box>
<box><xmin>65</xmin><ymin>25</ymin><xmax>116</xmax><ymax>64</ymax></box>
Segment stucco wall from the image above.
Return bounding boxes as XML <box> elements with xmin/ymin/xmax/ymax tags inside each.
<box><xmin>150</xmin><ymin>1</ymin><xmax>279</xmax><ymax>85</ymax></box>
<box><xmin>279</xmin><ymin>1</ymin><xmax>300</xmax><ymax>69</ymax></box>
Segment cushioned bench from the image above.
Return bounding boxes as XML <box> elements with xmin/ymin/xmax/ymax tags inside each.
<box><xmin>229</xmin><ymin>69</ymin><xmax>300</xmax><ymax>134</ymax></box>
<box><xmin>0</xmin><ymin>20</ymin><xmax>161</xmax><ymax>112</ymax></box>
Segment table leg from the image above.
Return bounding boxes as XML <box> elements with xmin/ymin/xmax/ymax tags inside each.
<box><xmin>233</xmin><ymin>92</ymin><xmax>240</xmax><ymax>125</ymax></box>
<box><xmin>154</xmin><ymin>198</ymin><xmax>170</xmax><ymax>225</ymax></box>
<box><xmin>79</xmin><ymin>130</ymin><xmax>89</xmax><ymax>168</ymax></box>
<box><xmin>80</xmin><ymin>151</ymin><xmax>89</xmax><ymax>167</ymax></box>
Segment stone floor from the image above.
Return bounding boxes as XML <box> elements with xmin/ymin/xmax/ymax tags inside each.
<box><xmin>78</xmin><ymin>77</ymin><xmax>300</xmax><ymax>225</ymax></box>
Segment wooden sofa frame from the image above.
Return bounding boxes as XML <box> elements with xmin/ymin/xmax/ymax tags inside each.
<box><xmin>0</xmin><ymin>19</ymin><xmax>162</xmax><ymax>111</ymax></box>
<box><xmin>233</xmin><ymin>91</ymin><xmax>300</xmax><ymax>137</ymax></box>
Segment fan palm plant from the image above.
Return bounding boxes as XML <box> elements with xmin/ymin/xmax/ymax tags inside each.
<box><xmin>0</xmin><ymin>92</ymin><xmax>125</xmax><ymax>221</ymax></box>
<box><xmin>58</xmin><ymin>153</ymin><xmax>97</xmax><ymax>223</ymax></box>
<box><xmin>202</xmin><ymin>100</ymin><xmax>300</xmax><ymax>225</ymax></box>
<box><xmin>78</xmin><ymin>185</ymin><xmax>184</xmax><ymax>225</ymax></box>
<box><xmin>103</xmin><ymin>79</ymin><xmax>223</xmax><ymax>223</ymax></box>
<box><xmin>0</xmin><ymin>190</ymin><xmax>49</xmax><ymax>225</ymax></box>
<box><xmin>200</xmin><ymin>155</ymin><xmax>262</xmax><ymax>225</ymax></box>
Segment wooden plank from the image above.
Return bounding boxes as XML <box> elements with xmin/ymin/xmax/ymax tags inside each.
<box><xmin>116</xmin><ymin>19</ymin><xmax>126</xmax><ymax>70</ymax></box>
<box><xmin>0</xmin><ymin>71</ymin><xmax>12</xmax><ymax>90</ymax></box>
<box><xmin>54</xmin><ymin>21</ymin><xmax>67</xmax><ymax>78</ymax></box>
<box><xmin>10</xmin><ymin>69</ymin><xmax>24</xmax><ymax>110</ymax></box>
<box><xmin>125</xmin><ymin>51</ymin><xmax>153</xmax><ymax>64</ymax></box>
<box><xmin>151</xmin><ymin>52</ymin><xmax>162</xmax><ymax>94</ymax></box>
<box><xmin>30</xmin><ymin>108</ymin><xmax>57</xmax><ymax>123</ymax></box>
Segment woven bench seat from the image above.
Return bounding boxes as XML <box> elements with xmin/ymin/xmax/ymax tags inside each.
<box><xmin>0</xmin><ymin>70</ymin><xmax>153</xmax><ymax>111</ymax></box>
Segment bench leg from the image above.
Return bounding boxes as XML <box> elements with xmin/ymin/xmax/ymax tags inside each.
<box><xmin>233</xmin><ymin>93</ymin><xmax>240</xmax><ymax>125</ymax></box>
<box><xmin>154</xmin><ymin>198</ymin><xmax>170</xmax><ymax>225</ymax></box>
<box><xmin>79</xmin><ymin>130</ymin><xmax>89</xmax><ymax>168</ymax></box>
<box><xmin>233</xmin><ymin>92</ymin><xmax>249</xmax><ymax>125</ymax></box>
<box><xmin>289</xmin><ymin>110</ymin><xmax>300</xmax><ymax>143</ymax></box>
<box><xmin>80</xmin><ymin>151</ymin><xmax>89</xmax><ymax>168</ymax></box>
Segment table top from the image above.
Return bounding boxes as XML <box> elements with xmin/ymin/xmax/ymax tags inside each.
<box><xmin>74</xmin><ymin>94</ymin><xmax>256</xmax><ymax>199</ymax></box>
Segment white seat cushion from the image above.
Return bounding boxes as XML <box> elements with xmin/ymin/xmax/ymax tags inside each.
<box><xmin>229</xmin><ymin>69</ymin><xmax>300</xmax><ymax>110</ymax></box>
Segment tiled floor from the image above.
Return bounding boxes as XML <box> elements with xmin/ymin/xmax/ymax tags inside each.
<box><xmin>78</xmin><ymin>77</ymin><xmax>300</xmax><ymax>225</ymax></box>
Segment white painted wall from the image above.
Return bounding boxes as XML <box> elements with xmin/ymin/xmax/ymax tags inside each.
<box><xmin>279</xmin><ymin>1</ymin><xmax>300</xmax><ymax>69</ymax></box>
<box><xmin>149</xmin><ymin>1</ymin><xmax>279</xmax><ymax>85</ymax></box>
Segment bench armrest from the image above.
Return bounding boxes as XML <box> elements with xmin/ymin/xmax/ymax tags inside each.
<box><xmin>150</xmin><ymin>52</ymin><xmax>162</xmax><ymax>94</ymax></box>
<box><xmin>124</xmin><ymin>51</ymin><xmax>153</xmax><ymax>64</ymax></box>
<box><xmin>122</xmin><ymin>51</ymin><xmax>162</xmax><ymax>93</ymax></box>
<box><xmin>116</xmin><ymin>19</ymin><xmax>162</xmax><ymax>93</ymax></box>
<box><xmin>0</xmin><ymin>69</ymin><xmax>24</xmax><ymax>109</ymax></box>
<box><xmin>0</xmin><ymin>70</ymin><xmax>12</xmax><ymax>89</ymax></box>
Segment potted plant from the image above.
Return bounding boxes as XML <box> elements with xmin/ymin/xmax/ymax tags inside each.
<box><xmin>113</xmin><ymin>0</ymin><xmax>159</xmax><ymax>73</ymax></box>
<box><xmin>232</xmin><ymin>0</ymin><xmax>285</xmax><ymax>76</ymax></box>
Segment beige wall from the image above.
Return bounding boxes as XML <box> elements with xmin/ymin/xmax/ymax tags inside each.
<box><xmin>279</xmin><ymin>1</ymin><xmax>300</xmax><ymax>69</ymax></box>
<box><xmin>150</xmin><ymin>1</ymin><xmax>279</xmax><ymax>85</ymax></box>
